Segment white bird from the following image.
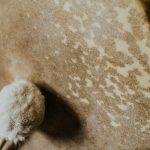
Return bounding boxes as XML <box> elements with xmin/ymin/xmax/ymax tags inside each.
<box><xmin>0</xmin><ymin>80</ymin><xmax>45</xmax><ymax>144</ymax></box>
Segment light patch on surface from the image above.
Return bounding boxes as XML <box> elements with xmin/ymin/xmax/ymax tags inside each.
<box><xmin>62</xmin><ymin>34</ymin><xmax>67</xmax><ymax>44</ymax></box>
<box><xmin>46</xmin><ymin>34</ymin><xmax>50</xmax><ymax>39</ymax></box>
<box><xmin>98</xmin><ymin>47</ymin><xmax>105</xmax><ymax>59</ymax></box>
<box><xmin>107</xmin><ymin>112</ymin><xmax>115</xmax><ymax>120</ymax></box>
<box><xmin>54</xmin><ymin>0</ymin><xmax>59</xmax><ymax>5</ymax></box>
<box><xmin>105</xmin><ymin>77</ymin><xmax>113</xmax><ymax>87</ymax></box>
<box><xmin>80</xmin><ymin>98</ymin><xmax>89</xmax><ymax>105</ymax></box>
<box><xmin>33</xmin><ymin>25</ymin><xmax>37</xmax><ymax>30</ymax></box>
<box><xmin>87</xmin><ymin>0</ymin><xmax>91</xmax><ymax>7</ymax></box>
<box><xmin>73</xmin><ymin>15</ymin><xmax>85</xmax><ymax>32</ymax></box>
<box><xmin>104</xmin><ymin>90</ymin><xmax>115</xmax><ymax>98</ymax></box>
<box><xmin>92</xmin><ymin>22</ymin><xmax>100</xmax><ymax>28</ymax></box>
<box><xmin>137</xmin><ymin>72</ymin><xmax>150</xmax><ymax>88</ymax></box>
<box><xmin>97</xmin><ymin>100</ymin><xmax>103</xmax><ymax>106</ymax></box>
<box><xmin>7</xmin><ymin>54</ymin><xmax>33</xmax><ymax>80</ymax></box>
<box><xmin>107</xmin><ymin>112</ymin><xmax>121</xmax><ymax>127</ymax></box>
<box><xmin>71</xmin><ymin>58</ymin><xmax>77</xmax><ymax>63</ymax></box>
<box><xmin>72</xmin><ymin>91</ymin><xmax>79</xmax><ymax>97</ymax></box>
<box><xmin>80</xmin><ymin>56</ymin><xmax>85</xmax><ymax>64</ymax></box>
<box><xmin>117</xmin><ymin>103</ymin><xmax>128</xmax><ymax>111</ymax></box>
<box><xmin>74</xmin><ymin>77</ymin><xmax>81</xmax><ymax>81</ymax></box>
<box><xmin>55</xmin><ymin>23</ymin><xmax>61</xmax><ymax>28</ymax></box>
<box><xmin>142</xmin><ymin>90</ymin><xmax>150</xmax><ymax>98</ymax></box>
<box><xmin>40</xmin><ymin>10</ymin><xmax>45</xmax><ymax>16</ymax></box>
<box><xmin>54</xmin><ymin>50</ymin><xmax>60</xmax><ymax>55</ymax></box>
<box><xmin>84</xmin><ymin>30</ymin><xmax>96</xmax><ymax>48</ymax></box>
<box><xmin>63</xmin><ymin>2</ymin><xmax>73</xmax><ymax>12</ymax></box>
<box><xmin>98</xmin><ymin>46</ymin><xmax>105</xmax><ymax>58</ymax></box>
<box><xmin>26</xmin><ymin>12</ymin><xmax>30</xmax><ymax>18</ymax></box>
<box><xmin>115</xmin><ymin>7</ymin><xmax>132</xmax><ymax>32</ymax></box>
<box><xmin>115</xmin><ymin>39</ymin><xmax>130</xmax><ymax>55</ymax></box>
<box><xmin>95</xmin><ymin>65</ymin><xmax>99</xmax><ymax>71</ymax></box>
<box><xmin>141</xmin><ymin>124</ymin><xmax>149</xmax><ymax>132</ymax></box>
<box><xmin>116</xmin><ymin>57</ymin><xmax>142</xmax><ymax>77</ymax></box>
<box><xmin>75</xmin><ymin>0</ymin><xmax>81</xmax><ymax>5</ymax></box>
<box><xmin>73</xmin><ymin>42</ymin><xmax>80</xmax><ymax>49</ymax></box>
<box><xmin>111</xmin><ymin>120</ymin><xmax>121</xmax><ymax>127</ymax></box>
<box><xmin>127</xmin><ymin>102</ymin><xmax>134</xmax><ymax>107</ymax></box>
<box><xmin>44</xmin><ymin>56</ymin><xmax>49</xmax><ymax>60</ymax></box>
<box><xmin>105</xmin><ymin>77</ymin><xmax>123</xmax><ymax>97</ymax></box>
<box><xmin>84</xmin><ymin>38</ymin><xmax>96</xmax><ymax>48</ymax></box>
<box><xmin>68</xmin><ymin>83</ymin><xmax>72</xmax><ymax>90</ymax></box>
<box><xmin>68</xmin><ymin>25</ymin><xmax>77</xmax><ymax>33</ymax></box>
<box><xmin>87</xmin><ymin>70</ymin><xmax>92</xmax><ymax>75</ymax></box>
<box><xmin>75</xmin><ymin>82</ymin><xmax>80</xmax><ymax>88</ymax></box>
<box><xmin>139</xmin><ymin>39</ymin><xmax>150</xmax><ymax>62</ymax></box>
<box><xmin>85</xmin><ymin>78</ymin><xmax>93</xmax><ymax>87</ymax></box>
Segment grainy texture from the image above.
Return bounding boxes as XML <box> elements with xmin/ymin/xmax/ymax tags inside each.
<box><xmin>0</xmin><ymin>0</ymin><xmax>150</xmax><ymax>149</ymax></box>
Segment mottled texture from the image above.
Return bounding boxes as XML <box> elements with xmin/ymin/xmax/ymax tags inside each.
<box><xmin>0</xmin><ymin>0</ymin><xmax>150</xmax><ymax>149</ymax></box>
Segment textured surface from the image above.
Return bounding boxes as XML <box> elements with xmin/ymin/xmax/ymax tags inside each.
<box><xmin>0</xmin><ymin>0</ymin><xmax>150</xmax><ymax>149</ymax></box>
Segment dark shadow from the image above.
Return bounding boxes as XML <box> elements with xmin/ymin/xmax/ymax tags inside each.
<box><xmin>37</xmin><ymin>83</ymin><xmax>84</xmax><ymax>141</ymax></box>
<box><xmin>140</xmin><ymin>0</ymin><xmax>150</xmax><ymax>22</ymax></box>
<box><xmin>0</xmin><ymin>141</ymin><xmax>16</xmax><ymax>150</ymax></box>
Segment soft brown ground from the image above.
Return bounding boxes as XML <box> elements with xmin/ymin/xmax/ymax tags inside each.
<box><xmin>0</xmin><ymin>0</ymin><xmax>150</xmax><ymax>150</ymax></box>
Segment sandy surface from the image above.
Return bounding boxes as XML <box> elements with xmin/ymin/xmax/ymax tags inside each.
<box><xmin>0</xmin><ymin>0</ymin><xmax>150</xmax><ymax>149</ymax></box>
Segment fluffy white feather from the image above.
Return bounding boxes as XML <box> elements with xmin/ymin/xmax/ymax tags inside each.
<box><xmin>0</xmin><ymin>80</ymin><xmax>45</xmax><ymax>144</ymax></box>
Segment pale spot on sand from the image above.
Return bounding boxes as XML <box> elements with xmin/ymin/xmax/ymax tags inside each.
<box><xmin>72</xmin><ymin>91</ymin><xmax>79</xmax><ymax>97</ymax></box>
<box><xmin>66</xmin><ymin>95</ymin><xmax>70</xmax><ymax>98</ymax></box>
<box><xmin>71</xmin><ymin>58</ymin><xmax>77</xmax><ymax>63</ymax></box>
<box><xmin>111</xmin><ymin>120</ymin><xmax>121</xmax><ymax>128</ymax></box>
<box><xmin>74</xmin><ymin>76</ymin><xmax>81</xmax><ymax>81</ymax></box>
<box><xmin>54</xmin><ymin>0</ymin><xmax>59</xmax><ymax>5</ymax></box>
<box><xmin>117</xmin><ymin>104</ymin><xmax>128</xmax><ymax>111</ymax></box>
<box><xmin>85</xmin><ymin>78</ymin><xmax>93</xmax><ymax>87</ymax></box>
<box><xmin>55</xmin><ymin>23</ymin><xmax>61</xmax><ymax>28</ymax></box>
<box><xmin>73</xmin><ymin>15</ymin><xmax>85</xmax><ymax>32</ymax></box>
<box><xmin>84</xmin><ymin>38</ymin><xmax>96</xmax><ymax>48</ymax></box>
<box><xmin>107</xmin><ymin>112</ymin><xmax>121</xmax><ymax>127</ymax></box>
<box><xmin>92</xmin><ymin>22</ymin><xmax>100</xmax><ymax>28</ymax></box>
<box><xmin>80</xmin><ymin>98</ymin><xmax>89</xmax><ymax>105</ymax></box>
<box><xmin>26</xmin><ymin>12</ymin><xmax>30</xmax><ymax>18</ymax></box>
<box><xmin>46</xmin><ymin>34</ymin><xmax>50</xmax><ymax>38</ymax></box>
<box><xmin>73</xmin><ymin>42</ymin><xmax>80</xmax><ymax>49</ymax></box>
<box><xmin>33</xmin><ymin>25</ymin><xmax>37</xmax><ymax>30</ymax></box>
<box><xmin>80</xmin><ymin>56</ymin><xmax>85</xmax><ymax>63</ymax></box>
<box><xmin>63</xmin><ymin>2</ymin><xmax>73</xmax><ymax>12</ymax></box>
<box><xmin>115</xmin><ymin>7</ymin><xmax>132</xmax><ymax>32</ymax></box>
<box><xmin>68</xmin><ymin>25</ymin><xmax>77</xmax><ymax>33</ymax></box>
<box><xmin>76</xmin><ymin>0</ymin><xmax>81</xmax><ymax>5</ymax></box>
<box><xmin>62</xmin><ymin>34</ymin><xmax>67</xmax><ymax>44</ymax></box>
<box><xmin>75</xmin><ymin>82</ymin><xmax>80</xmax><ymax>88</ymax></box>
<box><xmin>40</xmin><ymin>10</ymin><xmax>45</xmax><ymax>16</ymax></box>
<box><xmin>141</xmin><ymin>124</ymin><xmax>149</xmax><ymax>132</ymax></box>
<box><xmin>44</xmin><ymin>56</ymin><xmax>49</xmax><ymax>60</ymax></box>
<box><xmin>54</xmin><ymin>50</ymin><xmax>60</xmax><ymax>55</ymax></box>
<box><xmin>96</xmin><ymin>100</ymin><xmax>103</xmax><ymax>106</ymax></box>
<box><xmin>95</xmin><ymin>65</ymin><xmax>99</xmax><ymax>71</ymax></box>
<box><xmin>68</xmin><ymin>83</ymin><xmax>72</xmax><ymax>90</ymax></box>
<box><xmin>115</xmin><ymin>39</ymin><xmax>129</xmax><ymax>55</ymax></box>
<box><xmin>87</xmin><ymin>70</ymin><xmax>92</xmax><ymax>75</ymax></box>
<box><xmin>107</xmin><ymin>112</ymin><xmax>115</xmax><ymax>120</ymax></box>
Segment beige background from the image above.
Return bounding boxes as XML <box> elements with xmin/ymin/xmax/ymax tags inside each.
<box><xmin>0</xmin><ymin>0</ymin><xmax>150</xmax><ymax>149</ymax></box>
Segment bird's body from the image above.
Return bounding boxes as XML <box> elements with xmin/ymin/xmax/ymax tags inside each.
<box><xmin>0</xmin><ymin>80</ymin><xmax>45</xmax><ymax>144</ymax></box>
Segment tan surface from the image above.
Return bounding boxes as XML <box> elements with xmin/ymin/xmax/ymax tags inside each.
<box><xmin>0</xmin><ymin>0</ymin><xmax>150</xmax><ymax>150</ymax></box>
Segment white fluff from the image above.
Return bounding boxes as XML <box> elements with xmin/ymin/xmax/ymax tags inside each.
<box><xmin>0</xmin><ymin>80</ymin><xmax>45</xmax><ymax>143</ymax></box>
